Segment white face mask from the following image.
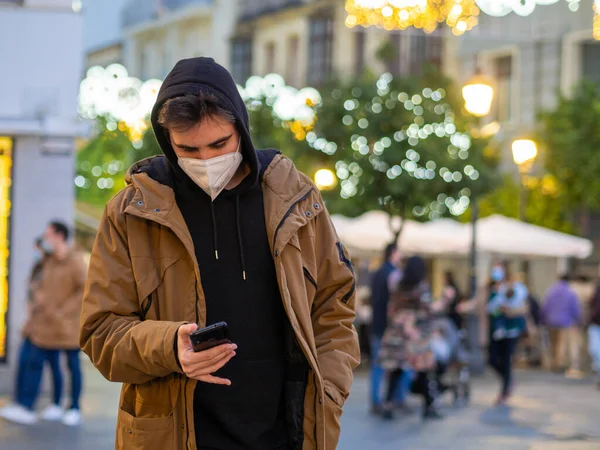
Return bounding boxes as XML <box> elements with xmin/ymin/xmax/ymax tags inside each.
<box><xmin>178</xmin><ymin>139</ymin><xmax>243</xmax><ymax>201</ymax></box>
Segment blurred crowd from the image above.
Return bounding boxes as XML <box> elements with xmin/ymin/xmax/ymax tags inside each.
<box><xmin>357</xmin><ymin>245</ymin><xmax>600</xmax><ymax>421</ymax></box>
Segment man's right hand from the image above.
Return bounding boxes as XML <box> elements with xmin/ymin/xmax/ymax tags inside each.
<box><xmin>176</xmin><ymin>323</ymin><xmax>237</xmax><ymax>385</ymax></box>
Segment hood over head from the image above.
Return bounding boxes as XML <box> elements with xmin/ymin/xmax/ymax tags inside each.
<box><xmin>150</xmin><ymin>57</ymin><xmax>259</xmax><ymax>194</ymax></box>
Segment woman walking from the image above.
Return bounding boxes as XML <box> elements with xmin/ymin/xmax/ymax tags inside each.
<box><xmin>487</xmin><ymin>262</ymin><xmax>528</xmax><ymax>405</ymax></box>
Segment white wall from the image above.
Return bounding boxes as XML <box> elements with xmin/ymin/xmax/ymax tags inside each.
<box><xmin>0</xmin><ymin>8</ymin><xmax>83</xmax><ymax>121</ymax></box>
<box><xmin>0</xmin><ymin>6</ymin><xmax>82</xmax><ymax>391</ymax></box>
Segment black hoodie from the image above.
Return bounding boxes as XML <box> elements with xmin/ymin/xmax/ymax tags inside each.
<box><xmin>151</xmin><ymin>58</ymin><xmax>287</xmax><ymax>450</ymax></box>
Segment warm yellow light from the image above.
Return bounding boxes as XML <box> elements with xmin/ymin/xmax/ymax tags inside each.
<box><xmin>0</xmin><ymin>137</ymin><xmax>11</xmax><ymax>361</ymax></box>
<box><xmin>314</xmin><ymin>169</ymin><xmax>337</xmax><ymax>191</ymax></box>
<box><xmin>462</xmin><ymin>74</ymin><xmax>494</xmax><ymax>117</ymax></box>
<box><xmin>594</xmin><ymin>1</ymin><xmax>600</xmax><ymax>41</ymax></box>
<box><xmin>512</xmin><ymin>139</ymin><xmax>538</xmax><ymax>167</ymax></box>
<box><xmin>345</xmin><ymin>0</ymin><xmax>480</xmax><ymax>35</ymax></box>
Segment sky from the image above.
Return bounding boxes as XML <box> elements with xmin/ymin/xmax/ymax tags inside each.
<box><xmin>82</xmin><ymin>0</ymin><xmax>127</xmax><ymax>53</ymax></box>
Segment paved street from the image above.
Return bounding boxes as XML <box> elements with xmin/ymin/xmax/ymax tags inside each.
<box><xmin>1</xmin><ymin>361</ymin><xmax>599</xmax><ymax>450</ymax></box>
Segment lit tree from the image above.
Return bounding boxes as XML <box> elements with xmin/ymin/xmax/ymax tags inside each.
<box><xmin>306</xmin><ymin>70</ymin><xmax>498</xmax><ymax>235</ymax></box>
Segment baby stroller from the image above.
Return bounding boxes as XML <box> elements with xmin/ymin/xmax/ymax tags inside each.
<box><xmin>430</xmin><ymin>317</ymin><xmax>471</xmax><ymax>407</ymax></box>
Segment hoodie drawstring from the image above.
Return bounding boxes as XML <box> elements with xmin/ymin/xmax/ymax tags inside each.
<box><xmin>209</xmin><ymin>197</ymin><xmax>247</xmax><ymax>281</ymax></box>
<box><xmin>235</xmin><ymin>195</ymin><xmax>247</xmax><ymax>281</ymax></box>
<box><xmin>210</xmin><ymin>202</ymin><xmax>219</xmax><ymax>260</ymax></box>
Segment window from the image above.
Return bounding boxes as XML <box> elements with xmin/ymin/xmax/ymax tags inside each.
<box><xmin>0</xmin><ymin>137</ymin><xmax>12</xmax><ymax>363</ymax></box>
<box><xmin>493</xmin><ymin>55</ymin><xmax>513</xmax><ymax>123</ymax></box>
<box><xmin>308</xmin><ymin>15</ymin><xmax>333</xmax><ymax>86</ymax></box>
<box><xmin>264</xmin><ymin>41</ymin><xmax>276</xmax><ymax>74</ymax></box>
<box><xmin>409</xmin><ymin>32</ymin><xmax>443</xmax><ymax>75</ymax></box>
<box><xmin>582</xmin><ymin>42</ymin><xmax>600</xmax><ymax>85</ymax></box>
<box><xmin>231</xmin><ymin>38</ymin><xmax>253</xmax><ymax>85</ymax></box>
<box><xmin>354</xmin><ymin>29</ymin><xmax>366</xmax><ymax>77</ymax></box>
<box><xmin>286</xmin><ymin>36</ymin><xmax>300</xmax><ymax>86</ymax></box>
<box><xmin>386</xmin><ymin>34</ymin><xmax>402</xmax><ymax>76</ymax></box>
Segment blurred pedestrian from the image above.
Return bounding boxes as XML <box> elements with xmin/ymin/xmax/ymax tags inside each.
<box><xmin>379</xmin><ymin>256</ymin><xmax>443</xmax><ymax>420</ymax></box>
<box><xmin>369</xmin><ymin>243</ymin><xmax>402</xmax><ymax>414</ymax></box>
<box><xmin>0</xmin><ymin>222</ymin><xmax>87</xmax><ymax>426</ymax></box>
<box><xmin>441</xmin><ymin>270</ymin><xmax>463</xmax><ymax>330</ymax></box>
<box><xmin>588</xmin><ymin>278</ymin><xmax>600</xmax><ymax>388</ymax></box>
<box><xmin>487</xmin><ymin>261</ymin><xmax>528</xmax><ymax>405</ymax></box>
<box><xmin>80</xmin><ymin>57</ymin><xmax>359</xmax><ymax>450</ymax></box>
<box><xmin>542</xmin><ymin>274</ymin><xmax>583</xmax><ymax>378</ymax></box>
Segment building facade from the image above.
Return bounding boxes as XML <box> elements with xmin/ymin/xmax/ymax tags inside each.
<box><xmin>0</xmin><ymin>0</ymin><xmax>83</xmax><ymax>390</ymax></box>
<box><xmin>231</xmin><ymin>0</ymin><xmax>447</xmax><ymax>87</ymax></box>
<box><xmin>450</xmin><ymin>2</ymin><xmax>599</xmax><ymax>172</ymax></box>
<box><xmin>122</xmin><ymin>0</ymin><xmax>237</xmax><ymax>80</ymax></box>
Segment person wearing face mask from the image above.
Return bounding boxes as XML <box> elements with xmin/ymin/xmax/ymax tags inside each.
<box><xmin>486</xmin><ymin>261</ymin><xmax>528</xmax><ymax>405</ymax></box>
<box><xmin>1</xmin><ymin>222</ymin><xmax>87</xmax><ymax>426</ymax></box>
<box><xmin>80</xmin><ymin>58</ymin><xmax>359</xmax><ymax>450</ymax></box>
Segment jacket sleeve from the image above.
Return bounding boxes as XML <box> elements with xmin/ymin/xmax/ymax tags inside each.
<box><xmin>312</xmin><ymin>205</ymin><xmax>360</xmax><ymax>405</ymax></box>
<box><xmin>80</xmin><ymin>203</ymin><xmax>186</xmax><ymax>384</ymax></box>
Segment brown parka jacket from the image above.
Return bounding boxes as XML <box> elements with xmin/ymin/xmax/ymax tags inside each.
<box><xmin>80</xmin><ymin>153</ymin><xmax>360</xmax><ymax>450</ymax></box>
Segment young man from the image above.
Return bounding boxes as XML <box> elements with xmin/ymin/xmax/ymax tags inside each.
<box><xmin>80</xmin><ymin>57</ymin><xmax>359</xmax><ymax>450</ymax></box>
<box><xmin>1</xmin><ymin>221</ymin><xmax>87</xmax><ymax>426</ymax></box>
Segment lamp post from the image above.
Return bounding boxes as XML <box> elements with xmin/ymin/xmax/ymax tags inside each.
<box><xmin>462</xmin><ymin>71</ymin><xmax>494</xmax><ymax>297</ymax></box>
<box><xmin>511</xmin><ymin>138</ymin><xmax>538</xmax><ymax>221</ymax></box>
<box><xmin>462</xmin><ymin>70</ymin><xmax>494</xmax><ymax>375</ymax></box>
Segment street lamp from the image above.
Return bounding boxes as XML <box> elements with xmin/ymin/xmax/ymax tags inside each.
<box><xmin>462</xmin><ymin>72</ymin><xmax>494</xmax><ymax>118</ymax></box>
<box><xmin>314</xmin><ymin>169</ymin><xmax>337</xmax><ymax>191</ymax></box>
<box><xmin>512</xmin><ymin>139</ymin><xmax>538</xmax><ymax>171</ymax></box>
<box><xmin>512</xmin><ymin>138</ymin><xmax>538</xmax><ymax>221</ymax></box>
<box><xmin>462</xmin><ymin>71</ymin><xmax>494</xmax><ymax>296</ymax></box>
<box><xmin>462</xmin><ymin>69</ymin><xmax>494</xmax><ymax>375</ymax></box>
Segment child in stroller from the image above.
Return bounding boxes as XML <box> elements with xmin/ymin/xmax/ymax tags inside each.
<box><xmin>430</xmin><ymin>317</ymin><xmax>471</xmax><ymax>407</ymax></box>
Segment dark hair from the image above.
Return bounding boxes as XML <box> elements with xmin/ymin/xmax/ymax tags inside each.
<box><xmin>444</xmin><ymin>270</ymin><xmax>456</xmax><ymax>287</ymax></box>
<box><xmin>400</xmin><ymin>256</ymin><xmax>426</xmax><ymax>291</ymax></box>
<box><xmin>157</xmin><ymin>92</ymin><xmax>236</xmax><ymax>133</ymax></box>
<box><xmin>383</xmin><ymin>243</ymin><xmax>397</xmax><ymax>262</ymax></box>
<box><xmin>560</xmin><ymin>274</ymin><xmax>570</xmax><ymax>282</ymax></box>
<box><xmin>49</xmin><ymin>221</ymin><xmax>70</xmax><ymax>242</ymax></box>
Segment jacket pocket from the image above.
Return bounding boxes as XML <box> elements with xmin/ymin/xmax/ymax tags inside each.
<box><xmin>323</xmin><ymin>381</ymin><xmax>343</xmax><ymax>450</ymax></box>
<box><xmin>323</xmin><ymin>395</ymin><xmax>342</xmax><ymax>450</ymax></box>
<box><xmin>116</xmin><ymin>408</ymin><xmax>174</xmax><ymax>450</ymax></box>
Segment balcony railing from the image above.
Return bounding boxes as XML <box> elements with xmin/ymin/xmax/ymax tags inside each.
<box><xmin>122</xmin><ymin>0</ymin><xmax>211</xmax><ymax>29</ymax></box>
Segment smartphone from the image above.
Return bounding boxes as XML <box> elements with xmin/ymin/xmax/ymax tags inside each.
<box><xmin>189</xmin><ymin>322</ymin><xmax>231</xmax><ymax>353</ymax></box>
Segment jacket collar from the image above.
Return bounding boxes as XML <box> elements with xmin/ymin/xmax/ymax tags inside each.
<box><xmin>124</xmin><ymin>154</ymin><xmax>324</xmax><ymax>253</ymax></box>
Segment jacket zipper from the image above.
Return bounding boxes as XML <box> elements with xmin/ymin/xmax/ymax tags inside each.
<box><xmin>272</xmin><ymin>189</ymin><xmax>313</xmax><ymax>253</ymax></box>
<box><xmin>336</xmin><ymin>242</ymin><xmax>356</xmax><ymax>304</ymax></box>
<box><xmin>140</xmin><ymin>293</ymin><xmax>153</xmax><ymax>321</ymax></box>
<box><xmin>303</xmin><ymin>267</ymin><xmax>317</xmax><ymax>290</ymax></box>
<box><xmin>313</xmin><ymin>372</ymin><xmax>319</xmax><ymax>447</ymax></box>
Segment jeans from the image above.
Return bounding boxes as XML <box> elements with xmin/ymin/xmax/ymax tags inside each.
<box><xmin>370</xmin><ymin>336</ymin><xmax>413</xmax><ymax>407</ymax></box>
<box><xmin>15</xmin><ymin>339</ymin><xmax>46</xmax><ymax>410</ymax></box>
<box><xmin>387</xmin><ymin>370</ymin><xmax>435</xmax><ymax>409</ymax></box>
<box><xmin>588</xmin><ymin>325</ymin><xmax>600</xmax><ymax>374</ymax></box>
<box><xmin>15</xmin><ymin>339</ymin><xmax>82</xmax><ymax>411</ymax></box>
<box><xmin>370</xmin><ymin>337</ymin><xmax>384</xmax><ymax>407</ymax></box>
<box><xmin>45</xmin><ymin>348</ymin><xmax>82</xmax><ymax>410</ymax></box>
<box><xmin>488</xmin><ymin>337</ymin><xmax>518</xmax><ymax>397</ymax></box>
